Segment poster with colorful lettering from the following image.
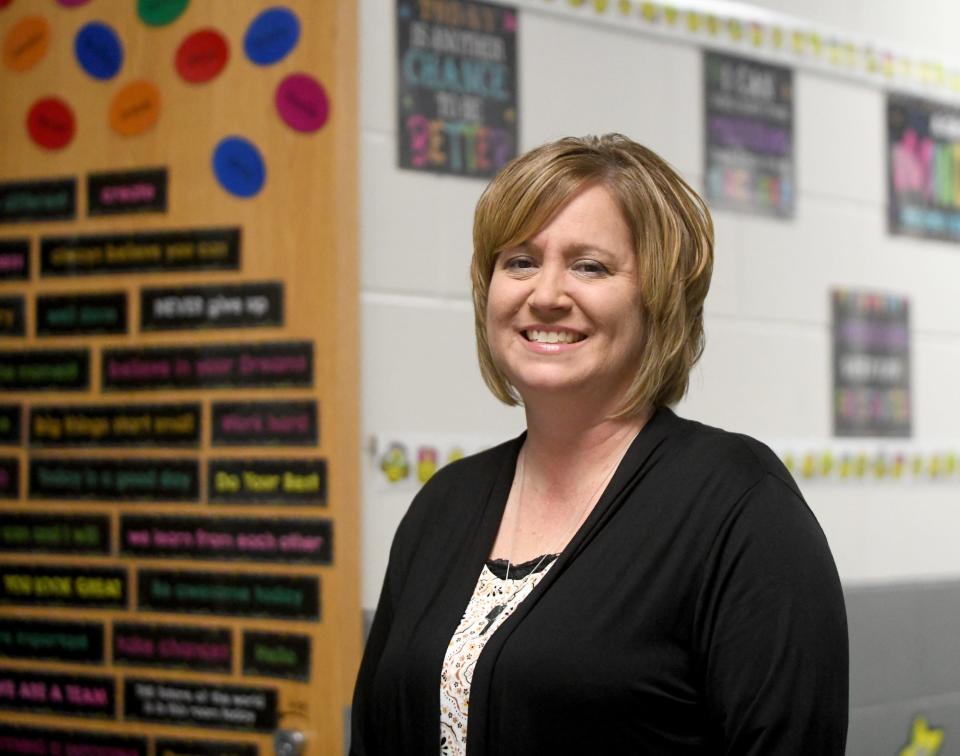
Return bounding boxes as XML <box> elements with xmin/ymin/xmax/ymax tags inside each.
<box><xmin>704</xmin><ymin>51</ymin><xmax>793</xmax><ymax>217</ymax></box>
<box><xmin>396</xmin><ymin>0</ymin><xmax>517</xmax><ymax>178</ymax></box>
<box><xmin>832</xmin><ymin>289</ymin><xmax>911</xmax><ymax>437</ymax></box>
<box><xmin>888</xmin><ymin>94</ymin><xmax>960</xmax><ymax>242</ymax></box>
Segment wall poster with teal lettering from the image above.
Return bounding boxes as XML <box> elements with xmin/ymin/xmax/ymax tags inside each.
<box><xmin>888</xmin><ymin>93</ymin><xmax>960</xmax><ymax>242</ymax></box>
<box><xmin>396</xmin><ymin>0</ymin><xmax>518</xmax><ymax>178</ymax></box>
<box><xmin>704</xmin><ymin>51</ymin><xmax>793</xmax><ymax>217</ymax></box>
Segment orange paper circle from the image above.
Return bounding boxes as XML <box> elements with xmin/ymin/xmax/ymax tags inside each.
<box><xmin>109</xmin><ymin>79</ymin><xmax>161</xmax><ymax>136</ymax></box>
<box><xmin>3</xmin><ymin>15</ymin><xmax>50</xmax><ymax>71</ymax></box>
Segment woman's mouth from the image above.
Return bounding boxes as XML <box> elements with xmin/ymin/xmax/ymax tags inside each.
<box><xmin>523</xmin><ymin>329</ymin><xmax>586</xmax><ymax>344</ymax></box>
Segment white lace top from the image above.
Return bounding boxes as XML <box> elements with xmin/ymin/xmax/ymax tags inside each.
<box><xmin>439</xmin><ymin>555</ymin><xmax>557</xmax><ymax>756</ymax></box>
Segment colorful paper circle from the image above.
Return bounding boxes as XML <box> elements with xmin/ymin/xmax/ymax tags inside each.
<box><xmin>275</xmin><ymin>73</ymin><xmax>329</xmax><ymax>132</ymax></box>
<box><xmin>109</xmin><ymin>80</ymin><xmax>161</xmax><ymax>136</ymax></box>
<box><xmin>244</xmin><ymin>6</ymin><xmax>299</xmax><ymax>66</ymax></box>
<box><xmin>175</xmin><ymin>28</ymin><xmax>228</xmax><ymax>83</ymax></box>
<box><xmin>75</xmin><ymin>21</ymin><xmax>123</xmax><ymax>80</ymax></box>
<box><xmin>3</xmin><ymin>15</ymin><xmax>50</xmax><ymax>71</ymax></box>
<box><xmin>27</xmin><ymin>97</ymin><xmax>75</xmax><ymax>149</ymax></box>
<box><xmin>213</xmin><ymin>136</ymin><xmax>266</xmax><ymax>198</ymax></box>
<box><xmin>138</xmin><ymin>0</ymin><xmax>189</xmax><ymax>27</ymax></box>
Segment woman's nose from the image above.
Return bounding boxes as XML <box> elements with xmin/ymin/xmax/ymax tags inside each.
<box><xmin>528</xmin><ymin>263</ymin><xmax>570</xmax><ymax>311</ymax></box>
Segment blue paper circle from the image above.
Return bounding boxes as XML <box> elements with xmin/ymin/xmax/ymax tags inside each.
<box><xmin>74</xmin><ymin>21</ymin><xmax>123</xmax><ymax>80</ymax></box>
<box><xmin>213</xmin><ymin>137</ymin><xmax>266</xmax><ymax>198</ymax></box>
<box><xmin>244</xmin><ymin>6</ymin><xmax>300</xmax><ymax>66</ymax></box>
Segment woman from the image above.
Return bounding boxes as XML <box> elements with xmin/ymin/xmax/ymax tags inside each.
<box><xmin>352</xmin><ymin>134</ymin><xmax>848</xmax><ymax>755</ymax></box>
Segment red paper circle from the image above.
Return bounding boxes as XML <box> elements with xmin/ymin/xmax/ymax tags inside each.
<box><xmin>27</xmin><ymin>97</ymin><xmax>75</xmax><ymax>149</ymax></box>
<box><xmin>175</xmin><ymin>28</ymin><xmax>229</xmax><ymax>84</ymax></box>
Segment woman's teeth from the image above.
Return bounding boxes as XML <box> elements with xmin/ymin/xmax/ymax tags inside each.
<box><xmin>524</xmin><ymin>330</ymin><xmax>584</xmax><ymax>344</ymax></box>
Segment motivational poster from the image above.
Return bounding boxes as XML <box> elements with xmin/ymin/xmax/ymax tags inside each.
<box><xmin>704</xmin><ymin>51</ymin><xmax>794</xmax><ymax>217</ymax></box>
<box><xmin>120</xmin><ymin>515</ymin><xmax>333</xmax><ymax>564</ymax></box>
<box><xmin>0</xmin><ymin>405</ymin><xmax>21</xmax><ymax>444</ymax></box>
<box><xmin>0</xmin><ymin>725</ymin><xmax>146</xmax><ymax>756</ymax></box>
<box><xmin>35</xmin><ymin>292</ymin><xmax>127</xmax><ymax>336</ymax></box>
<box><xmin>0</xmin><ymin>668</ymin><xmax>114</xmax><ymax>718</ymax></box>
<box><xmin>87</xmin><ymin>167</ymin><xmax>168</xmax><ymax>216</ymax></box>
<box><xmin>0</xmin><ymin>513</ymin><xmax>110</xmax><ymax>555</ymax></box>
<box><xmin>138</xmin><ymin>570</ymin><xmax>320</xmax><ymax>620</ymax></box>
<box><xmin>141</xmin><ymin>282</ymin><xmax>284</xmax><ymax>331</ymax></box>
<box><xmin>0</xmin><ymin>564</ymin><xmax>126</xmax><ymax>608</ymax></box>
<box><xmin>0</xmin><ymin>239</ymin><xmax>30</xmax><ymax>280</ymax></box>
<box><xmin>29</xmin><ymin>458</ymin><xmax>199</xmax><ymax>501</ymax></box>
<box><xmin>102</xmin><ymin>341</ymin><xmax>313</xmax><ymax>391</ymax></box>
<box><xmin>212</xmin><ymin>400</ymin><xmax>318</xmax><ymax>446</ymax></box>
<box><xmin>29</xmin><ymin>403</ymin><xmax>201</xmax><ymax>447</ymax></box>
<box><xmin>0</xmin><ymin>458</ymin><xmax>18</xmax><ymax>499</ymax></box>
<box><xmin>208</xmin><ymin>458</ymin><xmax>327</xmax><ymax>505</ymax></box>
<box><xmin>833</xmin><ymin>289</ymin><xmax>911</xmax><ymax>437</ymax></box>
<box><xmin>155</xmin><ymin>738</ymin><xmax>258</xmax><ymax>756</ymax></box>
<box><xmin>124</xmin><ymin>678</ymin><xmax>277</xmax><ymax>732</ymax></box>
<box><xmin>0</xmin><ymin>178</ymin><xmax>76</xmax><ymax>223</ymax></box>
<box><xmin>0</xmin><ymin>296</ymin><xmax>24</xmax><ymax>336</ymax></box>
<box><xmin>40</xmin><ymin>227</ymin><xmax>241</xmax><ymax>276</ymax></box>
<box><xmin>0</xmin><ymin>618</ymin><xmax>104</xmax><ymax>663</ymax></box>
<box><xmin>888</xmin><ymin>94</ymin><xmax>960</xmax><ymax>242</ymax></box>
<box><xmin>242</xmin><ymin>631</ymin><xmax>310</xmax><ymax>681</ymax></box>
<box><xmin>397</xmin><ymin>0</ymin><xmax>518</xmax><ymax>177</ymax></box>
<box><xmin>0</xmin><ymin>349</ymin><xmax>89</xmax><ymax>391</ymax></box>
<box><xmin>113</xmin><ymin>622</ymin><xmax>232</xmax><ymax>673</ymax></box>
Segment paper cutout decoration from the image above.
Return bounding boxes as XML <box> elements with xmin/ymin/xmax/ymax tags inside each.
<box><xmin>138</xmin><ymin>0</ymin><xmax>189</xmax><ymax>27</ymax></box>
<box><xmin>276</xmin><ymin>73</ymin><xmax>329</xmax><ymax>132</ymax></box>
<box><xmin>27</xmin><ymin>97</ymin><xmax>75</xmax><ymax>149</ymax></box>
<box><xmin>3</xmin><ymin>15</ymin><xmax>50</xmax><ymax>71</ymax></box>
<box><xmin>212</xmin><ymin>136</ymin><xmax>266</xmax><ymax>198</ymax></box>
<box><xmin>244</xmin><ymin>6</ymin><xmax>299</xmax><ymax>65</ymax></box>
<box><xmin>175</xmin><ymin>28</ymin><xmax>228</xmax><ymax>83</ymax></box>
<box><xmin>75</xmin><ymin>21</ymin><xmax>123</xmax><ymax>80</ymax></box>
<box><xmin>109</xmin><ymin>80</ymin><xmax>161</xmax><ymax>136</ymax></box>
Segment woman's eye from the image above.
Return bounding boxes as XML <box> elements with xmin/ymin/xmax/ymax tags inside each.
<box><xmin>504</xmin><ymin>256</ymin><xmax>535</xmax><ymax>271</ymax></box>
<box><xmin>573</xmin><ymin>260</ymin><xmax>609</xmax><ymax>276</ymax></box>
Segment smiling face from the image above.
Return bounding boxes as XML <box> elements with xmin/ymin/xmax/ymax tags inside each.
<box><xmin>485</xmin><ymin>183</ymin><xmax>645</xmax><ymax>407</ymax></box>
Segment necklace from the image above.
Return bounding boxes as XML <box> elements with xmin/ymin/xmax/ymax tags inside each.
<box><xmin>503</xmin><ymin>432</ymin><xmax>635</xmax><ymax>582</ymax></box>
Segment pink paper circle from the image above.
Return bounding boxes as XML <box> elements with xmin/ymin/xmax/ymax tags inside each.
<box><xmin>275</xmin><ymin>73</ymin><xmax>329</xmax><ymax>133</ymax></box>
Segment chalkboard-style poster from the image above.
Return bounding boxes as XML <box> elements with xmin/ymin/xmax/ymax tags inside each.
<box><xmin>87</xmin><ymin>167</ymin><xmax>167</xmax><ymax>216</ymax></box>
<box><xmin>0</xmin><ymin>669</ymin><xmax>115</xmax><ymax>718</ymax></box>
<box><xmin>141</xmin><ymin>282</ymin><xmax>283</xmax><ymax>331</ymax></box>
<box><xmin>0</xmin><ymin>178</ymin><xmax>76</xmax><ymax>224</ymax></box>
<box><xmin>0</xmin><ymin>349</ymin><xmax>89</xmax><ymax>392</ymax></box>
<box><xmin>125</xmin><ymin>678</ymin><xmax>278</xmax><ymax>732</ymax></box>
<box><xmin>0</xmin><ymin>405</ymin><xmax>21</xmax><ymax>444</ymax></box>
<box><xmin>0</xmin><ymin>618</ymin><xmax>104</xmax><ymax>663</ymax></box>
<box><xmin>242</xmin><ymin>631</ymin><xmax>311</xmax><ymax>681</ymax></box>
<box><xmin>35</xmin><ymin>292</ymin><xmax>127</xmax><ymax>336</ymax></box>
<box><xmin>0</xmin><ymin>239</ymin><xmax>30</xmax><ymax>280</ymax></box>
<box><xmin>212</xmin><ymin>400</ymin><xmax>318</xmax><ymax>446</ymax></box>
<box><xmin>208</xmin><ymin>458</ymin><xmax>326</xmax><ymax>505</ymax></box>
<box><xmin>833</xmin><ymin>289</ymin><xmax>911</xmax><ymax>437</ymax></box>
<box><xmin>0</xmin><ymin>458</ymin><xmax>18</xmax><ymax>499</ymax></box>
<box><xmin>0</xmin><ymin>564</ymin><xmax>126</xmax><ymax>608</ymax></box>
<box><xmin>0</xmin><ymin>297</ymin><xmax>25</xmax><ymax>336</ymax></box>
<box><xmin>29</xmin><ymin>457</ymin><xmax>199</xmax><ymax>501</ymax></box>
<box><xmin>888</xmin><ymin>94</ymin><xmax>960</xmax><ymax>242</ymax></box>
<box><xmin>154</xmin><ymin>738</ymin><xmax>258</xmax><ymax>756</ymax></box>
<box><xmin>704</xmin><ymin>51</ymin><xmax>793</xmax><ymax>217</ymax></box>
<box><xmin>29</xmin><ymin>403</ymin><xmax>200</xmax><ymax>447</ymax></box>
<box><xmin>0</xmin><ymin>726</ymin><xmax>146</xmax><ymax>756</ymax></box>
<box><xmin>397</xmin><ymin>0</ymin><xmax>518</xmax><ymax>178</ymax></box>
<box><xmin>113</xmin><ymin>622</ymin><xmax>232</xmax><ymax>673</ymax></box>
<box><xmin>0</xmin><ymin>513</ymin><xmax>110</xmax><ymax>555</ymax></box>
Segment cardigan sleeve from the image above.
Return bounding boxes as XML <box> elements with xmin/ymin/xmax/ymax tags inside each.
<box><xmin>695</xmin><ymin>472</ymin><xmax>849</xmax><ymax>755</ymax></box>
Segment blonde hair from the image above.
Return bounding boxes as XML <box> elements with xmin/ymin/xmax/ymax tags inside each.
<box><xmin>471</xmin><ymin>134</ymin><xmax>714</xmax><ymax>415</ymax></box>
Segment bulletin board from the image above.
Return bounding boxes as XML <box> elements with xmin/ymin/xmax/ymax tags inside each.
<box><xmin>0</xmin><ymin>1</ymin><xmax>358</xmax><ymax>755</ymax></box>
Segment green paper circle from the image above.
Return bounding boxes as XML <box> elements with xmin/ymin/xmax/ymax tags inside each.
<box><xmin>137</xmin><ymin>0</ymin><xmax>189</xmax><ymax>27</ymax></box>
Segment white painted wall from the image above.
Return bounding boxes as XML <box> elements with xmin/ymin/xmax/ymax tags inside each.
<box><xmin>360</xmin><ymin>0</ymin><xmax>960</xmax><ymax>605</ymax></box>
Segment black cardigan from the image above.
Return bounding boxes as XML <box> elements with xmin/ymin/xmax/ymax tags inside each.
<box><xmin>351</xmin><ymin>408</ymin><xmax>848</xmax><ymax>755</ymax></box>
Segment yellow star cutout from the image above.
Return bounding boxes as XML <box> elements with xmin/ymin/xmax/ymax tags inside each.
<box><xmin>900</xmin><ymin>715</ymin><xmax>944</xmax><ymax>756</ymax></box>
